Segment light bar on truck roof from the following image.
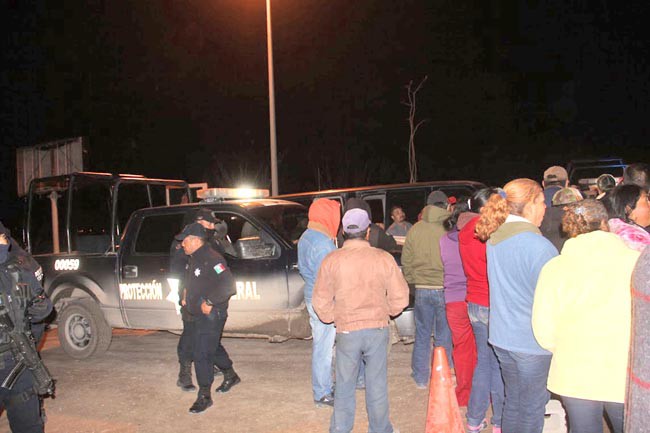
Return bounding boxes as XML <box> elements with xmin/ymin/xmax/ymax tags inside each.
<box><xmin>197</xmin><ymin>187</ymin><xmax>270</xmax><ymax>201</ymax></box>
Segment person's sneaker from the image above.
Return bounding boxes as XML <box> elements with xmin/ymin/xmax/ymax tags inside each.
<box><xmin>467</xmin><ymin>420</ymin><xmax>488</xmax><ymax>432</ymax></box>
<box><xmin>314</xmin><ymin>394</ymin><xmax>334</xmax><ymax>407</ymax></box>
<box><xmin>415</xmin><ymin>382</ymin><xmax>428</xmax><ymax>390</ymax></box>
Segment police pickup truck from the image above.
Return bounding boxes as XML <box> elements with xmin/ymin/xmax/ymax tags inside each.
<box><xmin>59</xmin><ymin>199</ymin><xmax>315</xmax><ymax>359</ymax></box>
<box><xmin>26</xmin><ymin>173</ymin><xmax>325</xmax><ymax>359</ymax></box>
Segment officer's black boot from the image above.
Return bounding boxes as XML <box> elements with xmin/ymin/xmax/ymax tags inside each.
<box><xmin>215</xmin><ymin>367</ymin><xmax>241</xmax><ymax>393</ymax></box>
<box><xmin>176</xmin><ymin>361</ymin><xmax>197</xmax><ymax>392</ymax></box>
<box><xmin>189</xmin><ymin>386</ymin><xmax>213</xmax><ymax>414</ymax></box>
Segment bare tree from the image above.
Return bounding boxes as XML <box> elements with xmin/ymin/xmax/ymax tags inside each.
<box><xmin>403</xmin><ymin>75</ymin><xmax>428</xmax><ymax>183</ymax></box>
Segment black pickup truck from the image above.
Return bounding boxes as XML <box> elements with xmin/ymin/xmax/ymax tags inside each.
<box><xmin>25</xmin><ymin>173</ymin><xmax>312</xmax><ymax>359</ymax></box>
<box><xmin>41</xmin><ymin>199</ymin><xmax>313</xmax><ymax>359</ymax></box>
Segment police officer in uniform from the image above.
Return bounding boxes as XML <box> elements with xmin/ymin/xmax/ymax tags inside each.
<box><xmin>169</xmin><ymin>232</ymin><xmax>197</xmax><ymax>392</ymax></box>
<box><xmin>176</xmin><ymin>222</ymin><xmax>240</xmax><ymax>414</ymax></box>
<box><xmin>170</xmin><ymin>209</ymin><xmax>235</xmax><ymax>391</ymax></box>
<box><xmin>0</xmin><ymin>227</ymin><xmax>53</xmax><ymax>432</ymax></box>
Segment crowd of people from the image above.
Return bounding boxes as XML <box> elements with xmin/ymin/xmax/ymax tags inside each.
<box><xmin>298</xmin><ymin>162</ymin><xmax>650</xmax><ymax>433</ymax></box>
<box><xmin>3</xmin><ymin>162</ymin><xmax>647</xmax><ymax>432</ymax></box>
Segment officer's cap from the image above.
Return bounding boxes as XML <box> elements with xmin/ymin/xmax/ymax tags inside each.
<box><xmin>195</xmin><ymin>208</ymin><xmax>217</xmax><ymax>224</ymax></box>
<box><xmin>175</xmin><ymin>222</ymin><xmax>207</xmax><ymax>241</ymax></box>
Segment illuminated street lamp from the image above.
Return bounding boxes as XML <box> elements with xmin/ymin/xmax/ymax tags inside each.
<box><xmin>266</xmin><ymin>0</ymin><xmax>278</xmax><ymax>195</ymax></box>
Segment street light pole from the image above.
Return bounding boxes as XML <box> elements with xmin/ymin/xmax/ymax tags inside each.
<box><xmin>266</xmin><ymin>0</ymin><xmax>279</xmax><ymax>195</ymax></box>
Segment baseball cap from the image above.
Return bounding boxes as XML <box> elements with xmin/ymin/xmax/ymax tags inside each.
<box><xmin>175</xmin><ymin>222</ymin><xmax>207</xmax><ymax>241</ymax></box>
<box><xmin>195</xmin><ymin>208</ymin><xmax>217</xmax><ymax>224</ymax></box>
<box><xmin>543</xmin><ymin>166</ymin><xmax>568</xmax><ymax>184</ymax></box>
<box><xmin>427</xmin><ymin>190</ymin><xmax>448</xmax><ymax>207</ymax></box>
<box><xmin>552</xmin><ymin>187</ymin><xmax>583</xmax><ymax>206</ymax></box>
<box><xmin>342</xmin><ymin>208</ymin><xmax>371</xmax><ymax>234</ymax></box>
<box><xmin>596</xmin><ymin>174</ymin><xmax>617</xmax><ymax>192</ymax></box>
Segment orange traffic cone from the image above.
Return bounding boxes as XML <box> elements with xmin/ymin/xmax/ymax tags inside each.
<box><xmin>425</xmin><ymin>347</ymin><xmax>465</xmax><ymax>433</ymax></box>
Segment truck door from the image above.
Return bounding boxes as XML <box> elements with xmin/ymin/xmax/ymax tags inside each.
<box><xmin>119</xmin><ymin>212</ymin><xmax>186</xmax><ymax>329</ymax></box>
<box><xmin>211</xmin><ymin>211</ymin><xmax>288</xmax><ymax>313</ymax></box>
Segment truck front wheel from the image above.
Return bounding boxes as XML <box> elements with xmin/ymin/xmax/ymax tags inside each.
<box><xmin>58</xmin><ymin>299</ymin><xmax>112</xmax><ymax>359</ymax></box>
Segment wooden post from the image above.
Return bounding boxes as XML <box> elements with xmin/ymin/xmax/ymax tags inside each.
<box><xmin>49</xmin><ymin>191</ymin><xmax>60</xmax><ymax>254</ymax></box>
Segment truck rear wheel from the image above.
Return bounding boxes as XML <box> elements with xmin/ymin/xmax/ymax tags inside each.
<box><xmin>58</xmin><ymin>299</ymin><xmax>112</xmax><ymax>359</ymax></box>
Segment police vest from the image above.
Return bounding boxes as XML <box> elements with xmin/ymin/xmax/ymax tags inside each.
<box><xmin>0</xmin><ymin>261</ymin><xmax>30</xmax><ymax>349</ymax></box>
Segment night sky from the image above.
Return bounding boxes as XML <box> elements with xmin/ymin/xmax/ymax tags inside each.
<box><xmin>2</xmin><ymin>0</ymin><xmax>649</xmax><ymax>225</ymax></box>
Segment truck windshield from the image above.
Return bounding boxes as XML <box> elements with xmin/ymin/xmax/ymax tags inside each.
<box><xmin>247</xmin><ymin>204</ymin><xmax>308</xmax><ymax>245</ymax></box>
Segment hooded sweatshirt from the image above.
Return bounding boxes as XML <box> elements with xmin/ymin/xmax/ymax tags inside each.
<box><xmin>532</xmin><ymin>231</ymin><xmax>639</xmax><ymax>402</ymax></box>
<box><xmin>487</xmin><ymin>217</ymin><xmax>558</xmax><ymax>354</ymax></box>
<box><xmin>439</xmin><ymin>228</ymin><xmax>467</xmax><ymax>303</ymax></box>
<box><xmin>308</xmin><ymin>198</ymin><xmax>341</xmax><ymax>239</ymax></box>
<box><xmin>402</xmin><ymin>205</ymin><xmax>450</xmax><ymax>287</ymax></box>
<box><xmin>298</xmin><ymin>199</ymin><xmax>341</xmax><ymax>301</ymax></box>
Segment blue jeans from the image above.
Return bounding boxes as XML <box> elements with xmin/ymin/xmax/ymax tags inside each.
<box><xmin>306</xmin><ymin>301</ymin><xmax>336</xmax><ymax>400</ymax></box>
<box><xmin>411</xmin><ymin>289</ymin><xmax>453</xmax><ymax>385</ymax></box>
<box><xmin>330</xmin><ymin>327</ymin><xmax>393</xmax><ymax>433</ymax></box>
<box><xmin>494</xmin><ymin>347</ymin><xmax>551</xmax><ymax>433</ymax></box>
<box><xmin>562</xmin><ymin>396</ymin><xmax>623</xmax><ymax>433</ymax></box>
<box><xmin>466</xmin><ymin>303</ymin><xmax>504</xmax><ymax>428</ymax></box>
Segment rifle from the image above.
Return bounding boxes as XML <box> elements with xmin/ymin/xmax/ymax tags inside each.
<box><xmin>0</xmin><ymin>295</ymin><xmax>55</xmax><ymax>396</ymax></box>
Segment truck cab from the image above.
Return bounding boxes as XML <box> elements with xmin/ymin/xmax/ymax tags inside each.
<box><xmin>116</xmin><ymin>201</ymin><xmax>310</xmax><ymax>341</ymax></box>
<box><xmin>25</xmin><ymin>172</ymin><xmax>191</xmax><ymax>358</ymax></box>
<box><xmin>566</xmin><ymin>158</ymin><xmax>627</xmax><ymax>195</ymax></box>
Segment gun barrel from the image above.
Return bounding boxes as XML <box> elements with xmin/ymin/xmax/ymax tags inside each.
<box><xmin>1</xmin><ymin>360</ymin><xmax>26</xmax><ymax>390</ymax></box>
<box><xmin>11</xmin><ymin>331</ymin><xmax>55</xmax><ymax>395</ymax></box>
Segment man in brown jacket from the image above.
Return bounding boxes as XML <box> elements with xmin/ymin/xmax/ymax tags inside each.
<box><xmin>313</xmin><ymin>208</ymin><xmax>409</xmax><ymax>433</ymax></box>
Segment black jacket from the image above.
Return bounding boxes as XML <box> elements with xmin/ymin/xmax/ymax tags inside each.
<box><xmin>184</xmin><ymin>243</ymin><xmax>236</xmax><ymax>316</ymax></box>
<box><xmin>338</xmin><ymin>198</ymin><xmax>398</xmax><ymax>252</ymax></box>
<box><xmin>540</xmin><ymin>206</ymin><xmax>568</xmax><ymax>252</ymax></box>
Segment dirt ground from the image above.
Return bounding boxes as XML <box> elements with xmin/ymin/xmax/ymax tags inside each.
<box><xmin>0</xmin><ymin>329</ymin><xmax>480</xmax><ymax>433</ymax></box>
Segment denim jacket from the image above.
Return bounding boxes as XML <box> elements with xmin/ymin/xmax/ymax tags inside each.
<box><xmin>298</xmin><ymin>228</ymin><xmax>336</xmax><ymax>302</ymax></box>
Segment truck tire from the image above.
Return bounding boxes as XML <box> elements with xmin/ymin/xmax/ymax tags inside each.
<box><xmin>58</xmin><ymin>299</ymin><xmax>112</xmax><ymax>359</ymax></box>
